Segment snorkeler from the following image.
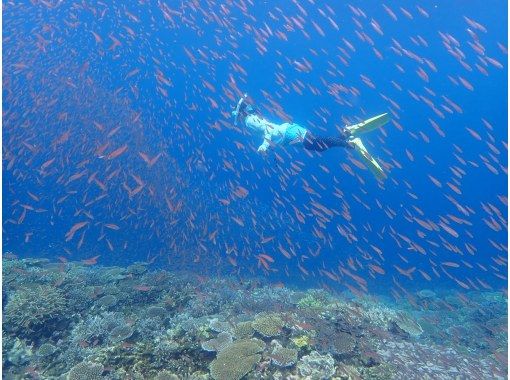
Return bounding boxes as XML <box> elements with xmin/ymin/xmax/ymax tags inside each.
<box><xmin>232</xmin><ymin>94</ymin><xmax>390</xmax><ymax>179</ymax></box>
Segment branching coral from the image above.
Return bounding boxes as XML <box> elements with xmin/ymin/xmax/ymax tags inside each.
<box><xmin>5</xmin><ymin>285</ymin><xmax>67</xmax><ymax>336</ymax></box>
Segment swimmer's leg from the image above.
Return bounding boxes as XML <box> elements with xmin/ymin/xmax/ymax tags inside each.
<box><xmin>303</xmin><ymin>132</ymin><xmax>352</xmax><ymax>152</ymax></box>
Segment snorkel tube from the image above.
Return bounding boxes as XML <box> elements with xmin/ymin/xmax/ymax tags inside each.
<box><xmin>232</xmin><ymin>93</ymin><xmax>248</xmax><ymax>126</ymax></box>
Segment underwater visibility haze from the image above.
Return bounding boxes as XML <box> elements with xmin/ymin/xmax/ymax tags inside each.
<box><xmin>2</xmin><ymin>0</ymin><xmax>508</xmax><ymax>379</ymax></box>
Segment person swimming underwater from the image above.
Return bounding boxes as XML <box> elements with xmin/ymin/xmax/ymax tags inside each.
<box><xmin>232</xmin><ymin>93</ymin><xmax>390</xmax><ymax>179</ymax></box>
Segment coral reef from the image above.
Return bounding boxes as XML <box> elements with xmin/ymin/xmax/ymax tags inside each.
<box><xmin>252</xmin><ymin>313</ymin><xmax>284</xmax><ymax>337</ymax></box>
<box><xmin>67</xmin><ymin>361</ymin><xmax>104</xmax><ymax>380</ymax></box>
<box><xmin>417</xmin><ymin>289</ymin><xmax>436</xmax><ymax>299</ymax></box>
<box><xmin>297</xmin><ymin>350</ymin><xmax>336</xmax><ymax>379</ymax></box>
<box><xmin>4</xmin><ymin>284</ymin><xmax>67</xmax><ymax>337</ymax></box>
<box><xmin>96</xmin><ymin>295</ymin><xmax>118</xmax><ymax>309</ymax></box>
<box><xmin>292</xmin><ymin>335</ymin><xmax>311</xmax><ymax>349</ymax></box>
<box><xmin>153</xmin><ymin>370</ymin><xmax>180</xmax><ymax>380</ymax></box>
<box><xmin>270</xmin><ymin>344</ymin><xmax>298</xmax><ymax>367</ymax></box>
<box><xmin>315</xmin><ymin>330</ymin><xmax>356</xmax><ymax>356</ymax></box>
<box><xmin>146</xmin><ymin>306</ymin><xmax>167</xmax><ymax>319</ymax></box>
<box><xmin>297</xmin><ymin>290</ymin><xmax>330</xmax><ymax>310</ymax></box>
<box><xmin>209</xmin><ymin>338</ymin><xmax>265</xmax><ymax>380</ymax></box>
<box><xmin>135</xmin><ymin>316</ymin><xmax>167</xmax><ymax>341</ymax></box>
<box><xmin>5</xmin><ymin>337</ymin><xmax>33</xmax><ymax>367</ymax></box>
<box><xmin>209</xmin><ymin>318</ymin><xmax>232</xmax><ymax>333</ymax></box>
<box><xmin>36</xmin><ymin>342</ymin><xmax>58</xmax><ymax>357</ymax></box>
<box><xmin>201</xmin><ymin>332</ymin><xmax>233</xmax><ymax>352</ymax></box>
<box><xmin>70</xmin><ymin>312</ymin><xmax>122</xmax><ymax>346</ymax></box>
<box><xmin>109</xmin><ymin>324</ymin><xmax>134</xmax><ymax>343</ymax></box>
<box><xmin>2</xmin><ymin>258</ymin><xmax>506</xmax><ymax>379</ymax></box>
<box><xmin>233</xmin><ymin>321</ymin><xmax>254</xmax><ymax>339</ymax></box>
<box><xmin>392</xmin><ymin>312</ymin><xmax>424</xmax><ymax>337</ymax></box>
<box><xmin>359</xmin><ymin>362</ymin><xmax>395</xmax><ymax>379</ymax></box>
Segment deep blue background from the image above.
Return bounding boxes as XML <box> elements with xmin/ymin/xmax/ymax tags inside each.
<box><xmin>3</xmin><ymin>1</ymin><xmax>508</xmax><ymax>295</ymax></box>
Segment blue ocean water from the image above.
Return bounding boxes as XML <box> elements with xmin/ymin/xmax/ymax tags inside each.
<box><xmin>2</xmin><ymin>1</ymin><xmax>508</xmax><ymax>378</ymax></box>
<box><xmin>3</xmin><ymin>0</ymin><xmax>507</xmax><ymax>292</ymax></box>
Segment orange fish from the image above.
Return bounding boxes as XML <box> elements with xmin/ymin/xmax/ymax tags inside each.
<box><xmin>277</xmin><ymin>244</ymin><xmax>292</xmax><ymax>259</ymax></box>
<box><xmin>139</xmin><ymin>152</ymin><xmax>162</xmax><ymax>167</ymax></box>
<box><xmin>82</xmin><ymin>255</ymin><xmax>100</xmax><ymax>266</ymax></box>
<box><xmin>261</xmin><ymin>236</ymin><xmax>275</xmax><ymax>244</ymax></box>
<box><xmin>233</xmin><ymin>186</ymin><xmax>249</xmax><ymax>199</ymax></box>
<box><xmin>369</xmin><ymin>264</ymin><xmax>385</xmax><ymax>275</ymax></box>
<box><xmin>394</xmin><ymin>265</ymin><xmax>416</xmax><ymax>280</ymax></box>
<box><xmin>107</xmin><ymin>144</ymin><xmax>128</xmax><ymax>160</ymax></box>
<box><xmin>65</xmin><ymin>221</ymin><xmax>89</xmax><ymax>241</ymax></box>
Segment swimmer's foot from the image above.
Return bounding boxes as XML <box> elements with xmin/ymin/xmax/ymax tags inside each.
<box><xmin>345</xmin><ymin>113</ymin><xmax>390</xmax><ymax>136</ymax></box>
<box><xmin>349</xmin><ymin>137</ymin><xmax>386</xmax><ymax>180</ymax></box>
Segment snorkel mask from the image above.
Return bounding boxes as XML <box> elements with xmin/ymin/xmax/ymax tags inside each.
<box><xmin>232</xmin><ymin>93</ymin><xmax>248</xmax><ymax>126</ymax></box>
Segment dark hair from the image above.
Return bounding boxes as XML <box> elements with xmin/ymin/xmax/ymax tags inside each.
<box><xmin>239</xmin><ymin>101</ymin><xmax>248</xmax><ymax>113</ymax></box>
<box><xmin>238</xmin><ymin>102</ymin><xmax>249</xmax><ymax>119</ymax></box>
<box><xmin>241</xmin><ymin>103</ymin><xmax>255</xmax><ymax>116</ymax></box>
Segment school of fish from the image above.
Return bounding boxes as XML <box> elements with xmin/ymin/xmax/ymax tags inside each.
<box><xmin>2</xmin><ymin>1</ymin><xmax>507</xmax><ymax>300</ymax></box>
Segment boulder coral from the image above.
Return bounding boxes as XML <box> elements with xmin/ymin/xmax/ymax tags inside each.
<box><xmin>297</xmin><ymin>351</ymin><xmax>336</xmax><ymax>379</ymax></box>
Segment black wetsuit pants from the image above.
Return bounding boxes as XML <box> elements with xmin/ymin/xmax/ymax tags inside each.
<box><xmin>303</xmin><ymin>131</ymin><xmax>352</xmax><ymax>152</ymax></box>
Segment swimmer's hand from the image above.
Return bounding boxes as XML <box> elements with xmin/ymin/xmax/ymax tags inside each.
<box><xmin>257</xmin><ymin>144</ymin><xmax>268</xmax><ymax>154</ymax></box>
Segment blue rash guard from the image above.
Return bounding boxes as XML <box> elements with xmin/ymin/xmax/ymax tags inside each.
<box><xmin>244</xmin><ymin>114</ymin><xmax>308</xmax><ymax>152</ymax></box>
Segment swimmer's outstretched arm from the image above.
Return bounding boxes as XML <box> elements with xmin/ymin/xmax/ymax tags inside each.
<box><xmin>257</xmin><ymin>132</ymin><xmax>271</xmax><ymax>153</ymax></box>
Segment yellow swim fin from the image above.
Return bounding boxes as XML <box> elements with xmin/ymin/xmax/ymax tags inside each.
<box><xmin>345</xmin><ymin>113</ymin><xmax>390</xmax><ymax>136</ymax></box>
<box><xmin>349</xmin><ymin>137</ymin><xmax>385</xmax><ymax>180</ymax></box>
